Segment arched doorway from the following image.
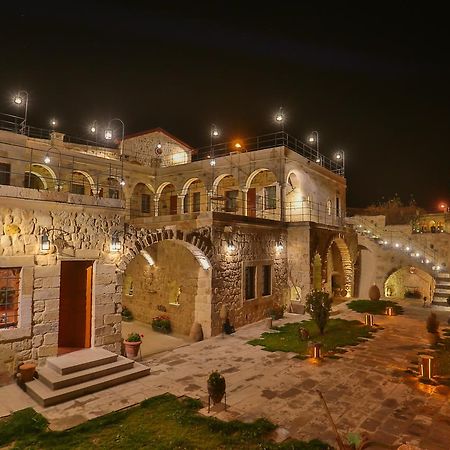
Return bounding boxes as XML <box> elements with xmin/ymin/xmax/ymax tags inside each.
<box><xmin>245</xmin><ymin>169</ymin><xmax>278</xmax><ymax>219</ymax></box>
<box><xmin>130</xmin><ymin>182</ymin><xmax>154</xmax><ymax>218</ymax></box>
<box><xmin>384</xmin><ymin>266</ymin><xmax>435</xmax><ymax>300</ymax></box>
<box><xmin>212</xmin><ymin>174</ymin><xmax>240</xmax><ymax>213</ymax></box>
<box><xmin>121</xmin><ymin>239</ymin><xmax>212</xmax><ymax>339</ymax></box>
<box><xmin>181</xmin><ymin>178</ymin><xmax>207</xmax><ymax>213</ymax></box>
<box><xmin>324</xmin><ymin>238</ymin><xmax>354</xmax><ymax>298</ymax></box>
<box><xmin>156</xmin><ymin>183</ymin><xmax>177</xmax><ymax>216</ymax></box>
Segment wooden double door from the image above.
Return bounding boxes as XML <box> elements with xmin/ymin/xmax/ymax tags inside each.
<box><xmin>58</xmin><ymin>261</ymin><xmax>93</xmax><ymax>352</ymax></box>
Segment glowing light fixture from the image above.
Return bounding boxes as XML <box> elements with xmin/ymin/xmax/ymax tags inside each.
<box><xmin>415</xmin><ymin>252</ymin><xmax>420</xmax><ymax>257</ymax></box>
<box><xmin>364</xmin><ymin>314</ymin><xmax>374</xmax><ymax>327</ymax></box>
<box><xmin>13</xmin><ymin>95</ymin><xmax>23</xmax><ymax>105</ymax></box>
<box><xmin>394</xmin><ymin>243</ymin><xmax>400</xmax><ymax>248</ymax></box>
<box><xmin>227</xmin><ymin>241</ymin><xmax>236</xmax><ymax>252</ymax></box>
<box><xmin>405</xmin><ymin>246</ymin><xmax>410</xmax><ymax>251</ymax></box>
<box><xmin>50</xmin><ymin>118</ymin><xmax>57</xmax><ymax>127</ymax></box>
<box><xmin>210</xmin><ymin>159</ymin><xmax>216</xmax><ymax>167</ymax></box>
<box><xmin>419</xmin><ymin>355</ymin><xmax>435</xmax><ymax>380</ymax></box>
<box><xmin>110</xmin><ymin>234</ymin><xmax>121</xmax><ymax>252</ymax></box>
<box><xmin>104</xmin><ymin>128</ymin><xmax>113</xmax><ymax>140</ymax></box>
<box><xmin>234</xmin><ymin>142</ymin><xmax>242</xmax><ymax>149</ymax></box>
<box><xmin>40</xmin><ymin>233</ymin><xmax>50</xmax><ymax>251</ymax></box>
<box><xmin>119</xmin><ymin>179</ymin><xmax>126</xmax><ymax>186</ymax></box>
<box><xmin>275</xmin><ymin>241</ymin><xmax>284</xmax><ymax>252</ymax></box>
<box><xmin>44</xmin><ymin>153</ymin><xmax>51</xmax><ymax>164</ymax></box>
<box><xmin>385</xmin><ymin>306</ymin><xmax>395</xmax><ymax>316</ymax></box>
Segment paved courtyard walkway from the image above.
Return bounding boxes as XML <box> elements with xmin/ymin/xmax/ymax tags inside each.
<box><xmin>1</xmin><ymin>299</ymin><xmax>449</xmax><ymax>449</ymax></box>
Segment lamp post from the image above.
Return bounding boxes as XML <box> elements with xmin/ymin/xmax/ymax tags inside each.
<box><xmin>210</xmin><ymin>124</ymin><xmax>219</xmax><ymax>164</ymax></box>
<box><xmin>13</xmin><ymin>90</ymin><xmax>29</xmax><ymax>134</ymax></box>
<box><xmin>308</xmin><ymin>131</ymin><xmax>320</xmax><ymax>163</ymax></box>
<box><xmin>334</xmin><ymin>150</ymin><xmax>345</xmax><ymax>176</ymax></box>
<box><xmin>105</xmin><ymin>118</ymin><xmax>125</xmax><ymax>186</ymax></box>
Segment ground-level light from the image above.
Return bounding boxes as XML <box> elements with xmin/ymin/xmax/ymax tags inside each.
<box><xmin>419</xmin><ymin>354</ymin><xmax>435</xmax><ymax>380</ymax></box>
<box><xmin>385</xmin><ymin>306</ymin><xmax>395</xmax><ymax>316</ymax></box>
<box><xmin>364</xmin><ymin>314</ymin><xmax>374</xmax><ymax>327</ymax></box>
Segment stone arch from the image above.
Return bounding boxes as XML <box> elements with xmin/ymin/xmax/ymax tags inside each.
<box><xmin>130</xmin><ymin>182</ymin><xmax>154</xmax><ymax>218</ymax></box>
<box><xmin>24</xmin><ymin>171</ymin><xmax>47</xmax><ymax>189</ymax></box>
<box><xmin>71</xmin><ymin>170</ymin><xmax>96</xmax><ymax>195</ymax></box>
<box><xmin>181</xmin><ymin>177</ymin><xmax>207</xmax><ymax>213</ymax></box>
<box><xmin>245</xmin><ymin>168</ymin><xmax>278</xmax><ymax>189</ymax></box>
<box><xmin>118</xmin><ymin>225</ymin><xmax>213</xmax><ymax>337</ymax></box>
<box><xmin>212</xmin><ymin>173</ymin><xmax>234</xmax><ymax>195</ymax></box>
<box><xmin>117</xmin><ymin>225</ymin><xmax>213</xmax><ymax>273</ymax></box>
<box><xmin>155</xmin><ymin>182</ymin><xmax>177</xmax><ymax>216</ymax></box>
<box><xmin>156</xmin><ymin>181</ymin><xmax>173</xmax><ymax>196</ymax></box>
<box><xmin>383</xmin><ymin>266</ymin><xmax>435</xmax><ymax>299</ymax></box>
<box><xmin>31</xmin><ymin>163</ymin><xmax>58</xmax><ymax>187</ymax></box>
<box><xmin>323</xmin><ymin>236</ymin><xmax>354</xmax><ymax>297</ymax></box>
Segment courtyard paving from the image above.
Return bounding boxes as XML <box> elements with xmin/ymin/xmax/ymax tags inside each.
<box><xmin>1</xmin><ymin>298</ymin><xmax>450</xmax><ymax>449</ymax></box>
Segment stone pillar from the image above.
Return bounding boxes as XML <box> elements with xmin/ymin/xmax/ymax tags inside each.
<box><xmin>241</xmin><ymin>187</ymin><xmax>248</xmax><ymax>216</ymax></box>
<box><xmin>280</xmin><ymin>182</ymin><xmax>286</xmax><ymax>222</ymax></box>
<box><xmin>178</xmin><ymin>194</ymin><xmax>185</xmax><ymax>214</ymax></box>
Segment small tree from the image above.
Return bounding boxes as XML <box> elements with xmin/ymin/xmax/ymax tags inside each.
<box><xmin>305</xmin><ymin>290</ymin><xmax>332</xmax><ymax>335</ymax></box>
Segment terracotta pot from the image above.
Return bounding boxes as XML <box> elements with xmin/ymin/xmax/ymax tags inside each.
<box><xmin>207</xmin><ymin>379</ymin><xmax>226</xmax><ymax>404</ymax></box>
<box><xmin>18</xmin><ymin>363</ymin><xmax>36</xmax><ymax>383</ymax></box>
<box><xmin>369</xmin><ymin>284</ymin><xmax>381</xmax><ymax>301</ymax></box>
<box><xmin>124</xmin><ymin>340</ymin><xmax>141</xmax><ymax>358</ymax></box>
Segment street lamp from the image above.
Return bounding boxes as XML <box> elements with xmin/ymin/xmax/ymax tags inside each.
<box><xmin>275</xmin><ymin>106</ymin><xmax>285</xmax><ymax>132</ymax></box>
<box><xmin>105</xmin><ymin>118</ymin><xmax>125</xmax><ymax>186</ymax></box>
<box><xmin>12</xmin><ymin>90</ymin><xmax>29</xmax><ymax>134</ymax></box>
<box><xmin>308</xmin><ymin>131</ymin><xmax>321</xmax><ymax>163</ymax></box>
<box><xmin>334</xmin><ymin>150</ymin><xmax>345</xmax><ymax>175</ymax></box>
<box><xmin>210</xmin><ymin>124</ymin><xmax>219</xmax><ymax>166</ymax></box>
<box><xmin>50</xmin><ymin>118</ymin><xmax>57</xmax><ymax>128</ymax></box>
<box><xmin>439</xmin><ymin>203</ymin><xmax>449</xmax><ymax>212</ymax></box>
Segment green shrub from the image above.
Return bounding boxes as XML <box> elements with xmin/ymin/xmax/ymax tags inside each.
<box><xmin>268</xmin><ymin>304</ymin><xmax>286</xmax><ymax>320</ymax></box>
<box><xmin>126</xmin><ymin>332</ymin><xmax>142</xmax><ymax>342</ymax></box>
<box><xmin>151</xmin><ymin>315</ymin><xmax>171</xmax><ymax>333</ymax></box>
<box><xmin>305</xmin><ymin>290</ymin><xmax>332</xmax><ymax>335</ymax></box>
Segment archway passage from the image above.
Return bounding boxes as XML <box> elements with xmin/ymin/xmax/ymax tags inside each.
<box><xmin>384</xmin><ymin>266</ymin><xmax>435</xmax><ymax>300</ymax></box>
<box><xmin>121</xmin><ymin>240</ymin><xmax>212</xmax><ymax>355</ymax></box>
<box><xmin>324</xmin><ymin>238</ymin><xmax>354</xmax><ymax>298</ymax></box>
<box><xmin>246</xmin><ymin>169</ymin><xmax>278</xmax><ymax>219</ymax></box>
<box><xmin>130</xmin><ymin>182</ymin><xmax>154</xmax><ymax>218</ymax></box>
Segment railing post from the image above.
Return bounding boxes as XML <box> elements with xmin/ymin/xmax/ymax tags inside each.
<box><xmin>28</xmin><ymin>148</ymin><xmax>33</xmax><ymax>188</ymax></box>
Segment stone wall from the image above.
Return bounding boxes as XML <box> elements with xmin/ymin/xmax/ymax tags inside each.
<box><xmin>122</xmin><ymin>241</ymin><xmax>200</xmax><ymax>336</ymax></box>
<box><xmin>384</xmin><ymin>266</ymin><xmax>434</xmax><ymax>299</ymax></box>
<box><xmin>210</xmin><ymin>220</ymin><xmax>288</xmax><ymax>335</ymax></box>
<box><xmin>0</xmin><ymin>194</ymin><xmax>124</xmax><ymax>382</ymax></box>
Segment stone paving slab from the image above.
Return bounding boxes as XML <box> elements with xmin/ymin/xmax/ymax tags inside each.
<box><xmin>0</xmin><ymin>300</ymin><xmax>449</xmax><ymax>448</ymax></box>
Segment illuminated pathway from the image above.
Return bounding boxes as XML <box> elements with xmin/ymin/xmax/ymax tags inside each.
<box><xmin>1</xmin><ymin>299</ymin><xmax>449</xmax><ymax>449</ymax></box>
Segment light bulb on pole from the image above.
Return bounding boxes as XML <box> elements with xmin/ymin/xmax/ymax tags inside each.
<box><xmin>105</xmin><ymin>118</ymin><xmax>125</xmax><ymax>191</ymax></box>
<box><xmin>12</xmin><ymin>90</ymin><xmax>29</xmax><ymax>134</ymax></box>
<box><xmin>334</xmin><ymin>150</ymin><xmax>345</xmax><ymax>175</ymax></box>
<box><xmin>308</xmin><ymin>131</ymin><xmax>320</xmax><ymax>164</ymax></box>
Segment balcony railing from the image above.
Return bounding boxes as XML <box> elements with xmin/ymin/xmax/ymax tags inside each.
<box><xmin>194</xmin><ymin>131</ymin><xmax>344</xmax><ymax>176</ymax></box>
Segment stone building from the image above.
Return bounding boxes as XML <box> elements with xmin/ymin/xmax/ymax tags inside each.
<box><xmin>0</xmin><ymin>122</ymin><xmax>356</xmax><ymax>380</ymax></box>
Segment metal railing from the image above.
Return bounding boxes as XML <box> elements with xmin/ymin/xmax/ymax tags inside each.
<box><xmin>193</xmin><ymin>131</ymin><xmax>344</xmax><ymax>176</ymax></box>
<box><xmin>0</xmin><ymin>140</ymin><xmax>125</xmax><ymax>202</ymax></box>
<box><xmin>129</xmin><ymin>195</ymin><xmax>345</xmax><ymax>227</ymax></box>
<box><xmin>349</xmin><ymin>216</ymin><xmax>446</xmax><ymax>269</ymax></box>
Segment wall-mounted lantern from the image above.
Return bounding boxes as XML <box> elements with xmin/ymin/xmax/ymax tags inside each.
<box><xmin>40</xmin><ymin>233</ymin><xmax>50</xmax><ymax>251</ymax></box>
<box><xmin>111</xmin><ymin>233</ymin><xmax>122</xmax><ymax>252</ymax></box>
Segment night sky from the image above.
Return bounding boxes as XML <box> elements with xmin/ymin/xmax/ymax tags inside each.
<box><xmin>1</xmin><ymin>2</ymin><xmax>449</xmax><ymax>210</ymax></box>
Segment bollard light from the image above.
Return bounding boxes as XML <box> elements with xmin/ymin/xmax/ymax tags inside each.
<box><xmin>419</xmin><ymin>355</ymin><xmax>435</xmax><ymax>380</ymax></box>
<box><xmin>385</xmin><ymin>306</ymin><xmax>395</xmax><ymax>316</ymax></box>
<box><xmin>364</xmin><ymin>314</ymin><xmax>374</xmax><ymax>327</ymax></box>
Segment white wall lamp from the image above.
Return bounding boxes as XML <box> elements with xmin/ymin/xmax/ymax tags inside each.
<box><xmin>40</xmin><ymin>233</ymin><xmax>50</xmax><ymax>251</ymax></box>
<box><xmin>275</xmin><ymin>241</ymin><xmax>284</xmax><ymax>252</ymax></box>
<box><xmin>111</xmin><ymin>232</ymin><xmax>122</xmax><ymax>252</ymax></box>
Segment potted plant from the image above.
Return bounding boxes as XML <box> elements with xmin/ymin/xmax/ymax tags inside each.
<box><xmin>121</xmin><ymin>306</ymin><xmax>133</xmax><ymax>322</ymax></box>
<box><xmin>207</xmin><ymin>370</ymin><xmax>226</xmax><ymax>404</ymax></box>
<box><xmin>124</xmin><ymin>332</ymin><xmax>143</xmax><ymax>358</ymax></box>
<box><xmin>426</xmin><ymin>312</ymin><xmax>440</xmax><ymax>346</ymax></box>
<box><xmin>17</xmin><ymin>362</ymin><xmax>37</xmax><ymax>383</ymax></box>
<box><xmin>151</xmin><ymin>315</ymin><xmax>172</xmax><ymax>334</ymax></box>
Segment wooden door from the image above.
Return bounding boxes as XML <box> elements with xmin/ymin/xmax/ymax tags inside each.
<box><xmin>170</xmin><ymin>195</ymin><xmax>178</xmax><ymax>215</ymax></box>
<box><xmin>247</xmin><ymin>188</ymin><xmax>256</xmax><ymax>217</ymax></box>
<box><xmin>58</xmin><ymin>261</ymin><xmax>93</xmax><ymax>350</ymax></box>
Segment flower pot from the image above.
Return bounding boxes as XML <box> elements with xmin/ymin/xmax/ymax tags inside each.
<box><xmin>207</xmin><ymin>379</ymin><xmax>226</xmax><ymax>404</ymax></box>
<box><xmin>124</xmin><ymin>340</ymin><xmax>141</xmax><ymax>358</ymax></box>
<box><xmin>18</xmin><ymin>363</ymin><xmax>36</xmax><ymax>383</ymax></box>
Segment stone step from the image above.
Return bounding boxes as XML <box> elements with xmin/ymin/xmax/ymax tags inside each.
<box><xmin>39</xmin><ymin>356</ymin><xmax>134</xmax><ymax>390</ymax></box>
<box><xmin>435</xmin><ymin>288</ymin><xmax>450</xmax><ymax>295</ymax></box>
<box><xmin>436</xmin><ymin>281</ymin><xmax>450</xmax><ymax>287</ymax></box>
<box><xmin>26</xmin><ymin>362</ymin><xmax>150</xmax><ymax>407</ymax></box>
<box><xmin>438</xmin><ymin>272</ymin><xmax>450</xmax><ymax>279</ymax></box>
<box><xmin>47</xmin><ymin>348</ymin><xmax>118</xmax><ymax>375</ymax></box>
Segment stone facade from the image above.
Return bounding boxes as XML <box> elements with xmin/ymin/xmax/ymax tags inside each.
<box><xmin>0</xmin><ymin>126</ymin><xmax>352</xmax><ymax>383</ymax></box>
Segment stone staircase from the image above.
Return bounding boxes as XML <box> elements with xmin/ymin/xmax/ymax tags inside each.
<box><xmin>433</xmin><ymin>272</ymin><xmax>450</xmax><ymax>306</ymax></box>
<box><xmin>26</xmin><ymin>348</ymin><xmax>150</xmax><ymax>407</ymax></box>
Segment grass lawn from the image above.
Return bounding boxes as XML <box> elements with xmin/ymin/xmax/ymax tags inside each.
<box><xmin>248</xmin><ymin>318</ymin><xmax>375</xmax><ymax>357</ymax></box>
<box><xmin>347</xmin><ymin>299</ymin><xmax>404</xmax><ymax>315</ymax></box>
<box><xmin>0</xmin><ymin>394</ymin><xmax>330</xmax><ymax>450</ymax></box>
